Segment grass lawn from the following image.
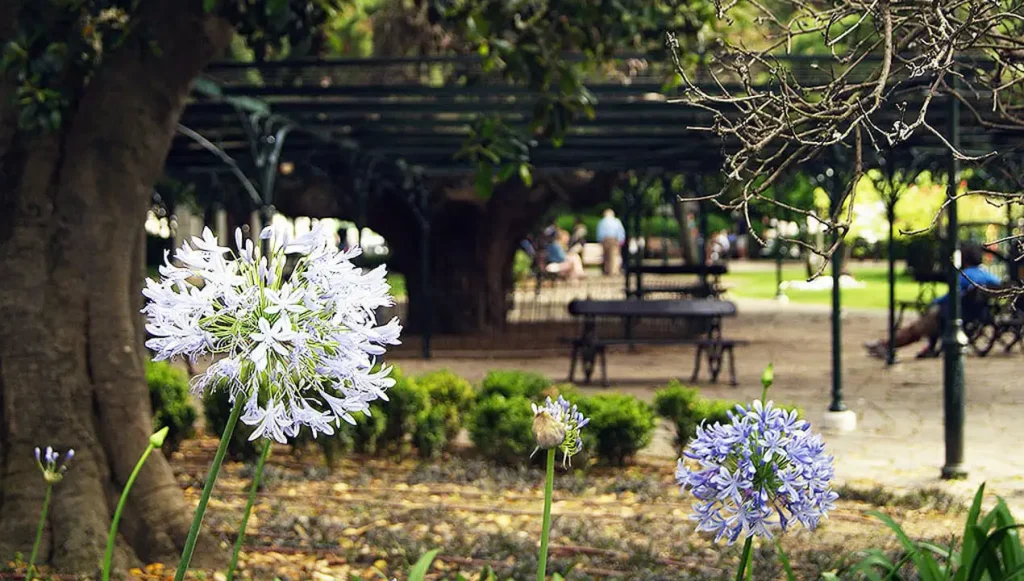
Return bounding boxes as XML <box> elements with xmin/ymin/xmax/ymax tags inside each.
<box><xmin>385</xmin><ymin>263</ymin><xmax>941</xmax><ymax>310</ymax></box>
<box><xmin>728</xmin><ymin>262</ymin><xmax>945</xmax><ymax>310</ymax></box>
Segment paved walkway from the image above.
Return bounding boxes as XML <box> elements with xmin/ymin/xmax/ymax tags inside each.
<box><xmin>395</xmin><ymin>298</ymin><xmax>1024</xmax><ymax>508</ymax></box>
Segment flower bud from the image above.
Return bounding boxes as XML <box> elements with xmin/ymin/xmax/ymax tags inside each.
<box><xmin>761</xmin><ymin>363</ymin><xmax>774</xmax><ymax>391</ymax></box>
<box><xmin>532</xmin><ymin>410</ymin><xmax>566</xmax><ymax>450</ymax></box>
<box><xmin>150</xmin><ymin>427</ymin><xmax>170</xmax><ymax>448</ymax></box>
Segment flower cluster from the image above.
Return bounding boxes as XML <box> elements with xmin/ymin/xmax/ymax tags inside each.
<box><xmin>532</xmin><ymin>396</ymin><xmax>590</xmax><ymax>467</ymax></box>
<box><xmin>36</xmin><ymin>446</ymin><xmax>74</xmax><ymax>484</ymax></box>
<box><xmin>675</xmin><ymin>400</ymin><xmax>837</xmax><ymax>544</ymax></box>
<box><xmin>143</xmin><ymin>225</ymin><xmax>402</xmax><ymax>443</ymax></box>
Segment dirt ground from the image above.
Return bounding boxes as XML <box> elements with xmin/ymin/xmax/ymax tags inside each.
<box><xmin>160</xmin><ymin>442</ymin><xmax>969</xmax><ymax>581</ymax></box>
<box><xmin>392</xmin><ymin>299</ymin><xmax>1024</xmax><ymax>509</ymax></box>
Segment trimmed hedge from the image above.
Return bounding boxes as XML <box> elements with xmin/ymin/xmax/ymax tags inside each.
<box><xmin>202</xmin><ymin>388</ymin><xmax>261</xmax><ymax>462</ymax></box>
<box><xmin>417</xmin><ymin>369</ymin><xmax>476</xmax><ymax>442</ymax></box>
<box><xmin>146</xmin><ymin>359</ymin><xmax>197</xmax><ymax>455</ymax></box>
<box><xmin>654</xmin><ymin>380</ymin><xmax>802</xmax><ymax>453</ymax></box>
<box><xmin>576</xmin><ymin>394</ymin><xmax>657</xmax><ymax>466</ymax></box>
<box><xmin>468</xmin><ymin>394</ymin><xmax>536</xmax><ymax>465</ymax></box>
<box><xmin>479</xmin><ymin>370</ymin><xmax>551</xmax><ymax>400</ymax></box>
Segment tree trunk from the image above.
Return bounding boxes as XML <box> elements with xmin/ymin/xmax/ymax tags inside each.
<box><xmin>673</xmin><ymin>199</ymin><xmax>700</xmax><ymax>265</ymax></box>
<box><xmin>0</xmin><ymin>2</ymin><xmax>232</xmax><ymax>573</ymax></box>
<box><xmin>395</xmin><ymin>198</ymin><xmax>524</xmax><ymax>334</ymax></box>
<box><xmin>275</xmin><ymin>171</ymin><xmax>619</xmax><ymax>335</ymax></box>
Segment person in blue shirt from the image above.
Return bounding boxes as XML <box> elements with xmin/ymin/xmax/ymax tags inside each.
<box><xmin>865</xmin><ymin>243</ymin><xmax>1002</xmax><ymax>359</ymax></box>
<box><xmin>544</xmin><ymin>229</ymin><xmax>584</xmax><ymax>282</ymax></box>
<box><xmin>596</xmin><ymin>208</ymin><xmax>626</xmax><ymax>276</ymax></box>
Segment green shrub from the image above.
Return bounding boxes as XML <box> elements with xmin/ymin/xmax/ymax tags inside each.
<box><xmin>412</xmin><ymin>405</ymin><xmax>450</xmax><ymax>459</ymax></box>
<box><xmin>351</xmin><ymin>407</ymin><xmax>388</xmax><ymax>455</ymax></box>
<box><xmin>513</xmin><ymin>249</ymin><xmax>534</xmax><ymax>282</ymax></box>
<box><xmin>654</xmin><ymin>380</ymin><xmax>802</xmax><ymax>453</ymax></box>
<box><xmin>417</xmin><ymin>369</ymin><xmax>475</xmax><ymax>441</ymax></box>
<box><xmin>652</xmin><ymin>381</ymin><xmax>701</xmax><ymax>428</ymax></box>
<box><xmin>202</xmin><ymin>388</ymin><xmax>261</xmax><ymax>462</ymax></box>
<box><xmin>468</xmin><ymin>394</ymin><xmax>536</xmax><ymax>464</ymax></box>
<box><xmin>378</xmin><ymin>367</ymin><xmax>429</xmax><ymax>454</ymax></box>
<box><xmin>540</xmin><ymin>382</ymin><xmax>579</xmax><ymax>402</ymax></box>
<box><xmin>146</xmin><ymin>359</ymin><xmax>197</xmax><ymax>455</ymax></box>
<box><xmin>576</xmin><ymin>394</ymin><xmax>656</xmax><ymax>466</ymax></box>
<box><xmin>479</xmin><ymin>370</ymin><xmax>551</xmax><ymax>400</ymax></box>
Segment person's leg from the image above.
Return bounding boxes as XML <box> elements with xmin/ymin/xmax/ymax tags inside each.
<box><xmin>600</xmin><ymin>238</ymin><xmax>612</xmax><ymax>275</ymax></box>
<box><xmin>866</xmin><ymin>308</ymin><xmax>940</xmax><ymax>357</ymax></box>
<box><xmin>570</xmin><ymin>254</ymin><xmax>585</xmax><ymax>279</ymax></box>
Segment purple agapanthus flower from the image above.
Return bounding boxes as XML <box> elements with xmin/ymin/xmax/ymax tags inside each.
<box><xmin>35</xmin><ymin>446</ymin><xmax>74</xmax><ymax>484</ymax></box>
<box><xmin>675</xmin><ymin>400</ymin><xmax>838</xmax><ymax>544</ymax></box>
<box><xmin>532</xmin><ymin>396</ymin><xmax>590</xmax><ymax>467</ymax></box>
<box><xmin>142</xmin><ymin>224</ymin><xmax>402</xmax><ymax>443</ymax></box>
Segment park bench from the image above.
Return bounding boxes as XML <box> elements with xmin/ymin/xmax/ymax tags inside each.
<box><xmin>565</xmin><ymin>298</ymin><xmax>746</xmax><ymax>386</ymax></box>
<box><xmin>630</xmin><ymin>264</ymin><xmax>729</xmax><ymax>300</ymax></box>
<box><xmin>907</xmin><ymin>285</ymin><xmax>1024</xmax><ymax>358</ymax></box>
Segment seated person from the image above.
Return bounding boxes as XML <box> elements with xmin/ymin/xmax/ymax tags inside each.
<box><xmin>545</xmin><ymin>229</ymin><xmax>585</xmax><ymax>282</ymax></box>
<box><xmin>864</xmin><ymin>243</ymin><xmax>1002</xmax><ymax>359</ymax></box>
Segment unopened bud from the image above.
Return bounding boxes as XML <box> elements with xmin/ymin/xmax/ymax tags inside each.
<box><xmin>761</xmin><ymin>363</ymin><xmax>774</xmax><ymax>391</ymax></box>
<box><xmin>532</xmin><ymin>411</ymin><xmax>566</xmax><ymax>450</ymax></box>
<box><xmin>150</xmin><ymin>426</ymin><xmax>170</xmax><ymax>448</ymax></box>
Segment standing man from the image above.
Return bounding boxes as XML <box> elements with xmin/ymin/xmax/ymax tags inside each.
<box><xmin>597</xmin><ymin>208</ymin><xmax>626</xmax><ymax>276</ymax></box>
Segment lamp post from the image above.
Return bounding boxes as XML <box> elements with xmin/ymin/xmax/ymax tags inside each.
<box><xmin>941</xmin><ymin>73</ymin><xmax>967</xmax><ymax>480</ymax></box>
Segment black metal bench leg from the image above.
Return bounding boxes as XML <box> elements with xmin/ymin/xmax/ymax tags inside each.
<box><xmin>600</xmin><ymin>346</ymin><xmax>609</xmax><ymax>387</ymax></box>
<box><xmin>727</xmin><ymin>346</ymin><xmax>738</xmax><ymax>387</ymax></box>
<box><xmin>709</xmin><ymin>347</ymin><xmax>722</xmax><ymax>384</ymax></box>
<box><xmin>691</xmin><ymin>344</ymin><xmax>704</xmax><ymax>383</ymax></box>
<box><xmin>568</xmin><ymin>343</ymin><xmax>579</xmax><ymax>383</ymax></box>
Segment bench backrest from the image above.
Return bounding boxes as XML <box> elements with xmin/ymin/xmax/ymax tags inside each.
<box><xmin>568</xmin><ymin>299</ymin><xmax>737</xmax><ymax>318</ymax></box>
<box><xmin>633</xmin><ymin>264</ymin><xmax>728</xmax><ymax>276</ymax></box>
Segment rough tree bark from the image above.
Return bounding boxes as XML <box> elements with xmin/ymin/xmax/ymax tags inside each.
<box><xmin>0</xmin><ymin>1</ymin><xmax>233</xmax><ymax>573</ymax></box>
<box><xmin>277</xmin><ymin>171</ymin><xmax>619</xmax><ymax>334</ymax></box>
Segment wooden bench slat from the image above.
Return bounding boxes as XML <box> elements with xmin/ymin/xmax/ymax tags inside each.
<box><xmin>568</xmin><ymin>298</ymin><xmax>737</xmax><ymax>318</ymax></box>
<box><xmin>632</xmin><ymin>264</ymin><xmax>728</xmax><ymax>276</ymax></box>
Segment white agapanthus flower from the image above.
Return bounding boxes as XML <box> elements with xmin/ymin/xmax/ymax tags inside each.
<box><xmin>143</xmin><ymin>224</ymin><xmax>401</xmax><ymax>443</ymax></box>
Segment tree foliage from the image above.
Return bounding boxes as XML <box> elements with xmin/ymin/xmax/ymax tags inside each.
<box><xmin>436</xmin><ymin>0</ymin><xmax>718</xmax><ymax>194</ymax></box>
<box><xmin>670</xmin><ymin>0</ymin><xmax>1024</xmax><ymax>257</ymax></box>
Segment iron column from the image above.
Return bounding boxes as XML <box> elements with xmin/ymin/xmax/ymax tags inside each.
<box><xmin>941</xmin><ymin>77</ymin><xmax>967</xmax><ymax>479</ymax></box>
<box><xmin>829</xmin><ymin>166</ymin><xmax>846</xmax><ymax>412</ymax></box>
<box><xmin>886</xmin><ymin>198</ymin><xmax>897</xmax><ymax>366</ymax></box>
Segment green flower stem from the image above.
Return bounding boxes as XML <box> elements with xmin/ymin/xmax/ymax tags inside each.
<box><xmin>226</xmin><ymin>440</ymin><xmax>272</xmax><ymax>581</ymax></box>
<box><xmin>537</xmin><ymin>448</ymin><xmax>556</xmax><ymax>581</ymax></box>
<box><xmin>735</xmin><ymin>536</ymin><xmax>753</xmax><ymax>581</ymax></box>
<box><xmin>174</xmin><ymin>397</ymin><xmax>244</xmax><ymax>581</ymax></box>
<box><xmin>103</xmin><ymin>442</ymin><xmax>159</xmax><ymax>581</ymax></box>
<box><xmin>27</xmin><ymin>483</ymin><xmax>53</xmax><ymax>580</ymax></box>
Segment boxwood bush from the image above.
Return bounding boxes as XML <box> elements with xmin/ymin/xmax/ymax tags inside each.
<box><xmin>576</xmin><ymin>394</ymin><xmax>657</xmax><ymax>466</ymax></box>
<box><xmin>654</xmin><ymin>380</ymin><xmax>802</xmax><ymax>454</ymax></box>
<box><xmin>145</xmin><ymin>359</ymin><xmax>197</xmax><ymax>455</ymax></box>
<box><xmin>479</xmin><ymin>370</ymin><xmax>551</xmax><ymax>400</ymax></box>
<box><xmin>416</xmin><ymin>369</ymin><xmax>476</xmax><ymax>442</ymax></box>
<box><xmin>202</xmin><ymin>388</ymin><xmax>261</xmax><ymax>462</ymax></box>
<box><xmin>468</xmin><ymin>394</ymin><xmax>536</xmax><ymax>465</ymax></box>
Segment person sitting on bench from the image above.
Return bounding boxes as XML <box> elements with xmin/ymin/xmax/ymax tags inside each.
<box><xmin>864</xmin><ymin>243</ymin><xmax>1001</xmax><ymax>359</ymax></box>
<box><xmin>545</xmin><ymin>229</ymin><xmax>584</xmax><ymax>282</ymax></box>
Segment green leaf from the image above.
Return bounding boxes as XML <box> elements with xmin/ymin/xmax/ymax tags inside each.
<box><xmin>192</xmin><ymin>77</ymin><xmax>223</xmax><ymax>98</ymax></box>
<box><xmin>956</xmin><ymin>484</ymin><xmax>987</xmax><ymax>581</ymax></box>
<box><xmin>203</xmin><ymin>0</ymin><xmax>219</xmax><ymax>13</ymax></box>
<box><xmin>518</xmin><ymin>164</ymin><xmax>533</xmax><ymax>187</ymax></box>
<box><xmin>226</xmin><ymin>96</ymin><xmax>271</xmax><ymax>116</ymax></box>
<box><xmin>775</xmin><ymin>538</ymin><xmax>796</xmax><ymax>581</ymax></box>
<box><xmin>496</xmin><ymin>163</ymin><xmax>517</xmax><ymax>182</ymax></box>
<box><xmin>407</xmin><ymin>549</ymin><xmax>439</xmax><ymax>581</ymax></box>
<box><xmin>869</xmin><ymin>510</ymin><xmax>945</xmax><ymax>580</ymax></box>
<box><xmin>475</xmin><ymin>164</ymin><xmax>494</xmax><ymax>199</ymax></box>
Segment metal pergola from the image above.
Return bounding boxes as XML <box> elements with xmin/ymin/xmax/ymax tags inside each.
<box><xmin>165</xmin><ymin>54</ymin><xmax>1024</xmax><ymax>479</ymax></box>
